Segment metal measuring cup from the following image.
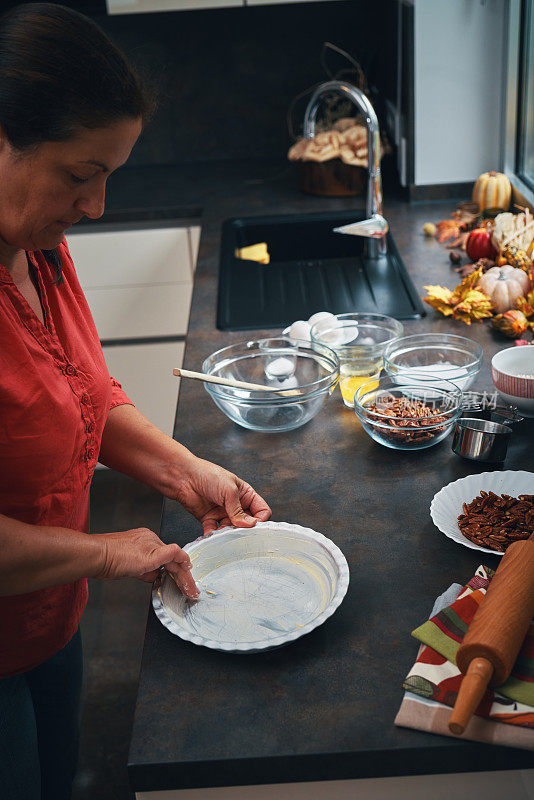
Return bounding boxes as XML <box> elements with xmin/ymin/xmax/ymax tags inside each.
<box><xmin>452</xmin><ymin>417</ymin><xmax>513</xmax><ymax>463</ymax></box>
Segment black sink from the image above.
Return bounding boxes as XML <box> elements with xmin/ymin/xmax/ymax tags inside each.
<box><xmin>217</xmin><ymin>210</ymin><xmax>425</xmax><ymax>330</ymax></box>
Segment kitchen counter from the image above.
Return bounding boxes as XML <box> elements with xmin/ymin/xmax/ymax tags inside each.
<box><xmin>123</xmin><ymin>159</ymin><xmax>534</xmax><ymax>793</ymax></box>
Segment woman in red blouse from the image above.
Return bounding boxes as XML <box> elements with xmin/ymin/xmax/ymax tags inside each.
<box><xmin>0</xmin><ymin>5</ymin><xmax>271</xmax><ymax>799</ymax></box>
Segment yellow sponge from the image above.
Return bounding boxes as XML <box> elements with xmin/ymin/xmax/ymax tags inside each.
<box><xmin>235</xmin><ymin>242</ymin><xmax>270</xmax><ymax>264</ymax></box>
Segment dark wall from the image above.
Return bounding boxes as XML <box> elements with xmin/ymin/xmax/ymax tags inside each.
<box><xmin>11</xmin><ymin>1</ymin><xmax>399</xmax><ymax>167</ymax></box>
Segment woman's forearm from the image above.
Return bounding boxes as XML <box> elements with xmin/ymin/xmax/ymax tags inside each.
<box><xmin>0</xmin><ymin>514</ymin><xmax>104</xmax><ymax>596</ymax></box>
<box><xmin>99</xmin><ymin>404</ymin><xmax>272</xmax><ymax>539</ymax></box>
<box><xmin>98</xmin><ymin>404</ymin><xmax>195</xmax><ymax>497</ymax></box>
<box><xmin>0</xmin><ymin>513</ymin><xmax>200</xmax><ymax>599</ymax></box>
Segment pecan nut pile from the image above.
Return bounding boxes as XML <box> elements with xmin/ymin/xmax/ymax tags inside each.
<box><xmin>366</xmin><ymin>396</ymin><xmax>448</xmax><ymax>444</ymax></box>
<box><xmin>458</xmin><ymin>491</ymin><xmax>534</xmax><ymax>552</ymax></box>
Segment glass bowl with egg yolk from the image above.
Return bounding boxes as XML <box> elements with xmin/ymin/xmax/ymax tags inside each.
<box><xmin>310</xmin><ymin>312</ymin><xmax>404</xmax><ymax>408</ymax></box>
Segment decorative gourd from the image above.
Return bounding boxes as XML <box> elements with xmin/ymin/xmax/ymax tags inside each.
<box><xmin>477</xmin><ymin>266</ymin><xmax>530</xmax><ymax>313</ymax></box>
<box><xmin>496</xmin><ymin>244</ymin><xmax>532</xmax><ymax>272</ymax></box>
<box><xmin>492</xmin><ymin>210</ymin><xmax>534</xmax><ymax>253</ymax></box>
<box><xmin>472</xmin><ymin>171</ymin><xmax>511</xmax><ymax>213</ymax></box>
<box><xmin>492</xmin><ymin>309</ymin><xmax>529</xmax><ymax>338</ymax></box>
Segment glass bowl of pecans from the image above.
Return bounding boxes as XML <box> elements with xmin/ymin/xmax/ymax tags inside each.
<box><xmin>354</xmin><ymin>374</ymin><xmax>463</xmax><ymax>450</ymax></box>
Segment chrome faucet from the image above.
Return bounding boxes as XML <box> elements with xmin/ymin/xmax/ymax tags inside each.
<box><xmin>303</xmin><ymin>80</ymin><xmax>388</xmax><ymax>258</ymax></box>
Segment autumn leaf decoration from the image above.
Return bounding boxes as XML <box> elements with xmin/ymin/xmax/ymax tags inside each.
<box><xmin>423</xmin><ymin>268</ymin><xmax>494</xmax><ymax>325</ymax></box>
<box><xmin>516</xmin><ymin>288</ymin><xmax>534</xmax><ymax>320</ymax></box>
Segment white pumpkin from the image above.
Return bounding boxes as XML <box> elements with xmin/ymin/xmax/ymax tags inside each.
<box><xmin>472</xmin><ymin>171</ymin><xmax>511</xmax><ymax>212</ymax></box>
<box><xmin>477</xmin><ymin>266</ymin><xmax>531</xmax><ymax>313</ymax></box>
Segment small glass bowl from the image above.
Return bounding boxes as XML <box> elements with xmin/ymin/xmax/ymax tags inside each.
<box><xmin>310</xmin><ymin>312</ymin><xmax>404</xmax><ymax>408</ymax></box>
<box><xmin>201</xmin><ymin>337</ymin><xmax>339</xmax><ymax>433</ymax></box>
<box><xmin>383</xmin><ymin>333</ymin><xmax>483</xmax><ymax>392</ymax></box>
<box><xmin>354</xmin><ymin>374</ymin><xmax>463</xmax><ymax>450</ymax></box>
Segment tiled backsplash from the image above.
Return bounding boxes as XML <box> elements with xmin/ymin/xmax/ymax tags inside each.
<box><xmin>84</xmin><ymin>0</ymin><xmax>397</xmax><ymax>167</ymax></box>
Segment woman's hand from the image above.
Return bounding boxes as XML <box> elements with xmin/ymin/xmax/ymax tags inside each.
<box><xmin>95</xmin><ymin>528</ymin><xmax>200</xmax><ymax>599</ymax></box>
<box><xmin>173</xmin><ymin>457</ymin><xmax>272</xmax><ymax>535</ymax></box>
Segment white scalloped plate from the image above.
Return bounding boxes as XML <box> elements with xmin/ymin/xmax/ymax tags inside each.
<box><xmin>152</xmin><ymin>521</ymin><xmax>350</xmax><ymax>653</ymax></box>
<box><xmin>430</xmin><ymin>470</ymin><xmax>534</xmax><ymax>556</ymax></box>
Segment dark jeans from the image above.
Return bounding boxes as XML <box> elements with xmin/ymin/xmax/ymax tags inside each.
<box><xmin>0</xmin><ymin>629</ymin><xmax>82</xmax><ymax>800</ymax></box>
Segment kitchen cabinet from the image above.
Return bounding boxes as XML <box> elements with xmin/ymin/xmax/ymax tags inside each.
<box><xmin>106</xmin><ymin>0</ymin><xmax>337</xmax><ymax>13</ymax></box>
<box><xmin>135</xmin><ymin>770</ymin><xmax>534</xmax><ymax>799</ymax></box>
<box><xmin>83</xmin><ymin>283</ymin><xmax>192</xmax><ymax>340</ymax></box>
<box><xmin>103</xmin><ymin>341</ymin><xmax>185</xmax><ymax>436</ymax></box>
<box><xmin>106</xmin><ymin>0</ymin><xmax>241</xmax><ymax>14</ymax></box>
<box><xmin>412</xmin><ymin>0</ymin><xmax>506</xmax><ymax>186</ymax></box>
<box><xmin>246</xmin><ymin>0</ymin><xmax>333</xmax><ymax>4</ymax></box>
<box><xmin>68</xmin><ymin>227</ymin><xmax>192</xmax><ymax>289</ymax></box>
<box><xmin>67</xmin><ymin>223</ymin><xmax>197</xmax><ymax>437</ymax></box>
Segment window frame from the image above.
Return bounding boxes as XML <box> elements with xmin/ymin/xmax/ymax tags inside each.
<box><xmin>504</xmin><ymin>0</ymin><xmax>534</xmax><ymax>204</ymax></box>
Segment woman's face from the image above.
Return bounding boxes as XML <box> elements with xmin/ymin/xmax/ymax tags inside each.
<box><xmin>0</xmin><ymin>117</ymin><xmax>142</xmax><ymax>253</ymax></box>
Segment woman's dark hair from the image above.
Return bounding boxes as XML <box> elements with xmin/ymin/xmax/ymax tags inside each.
<box><xmin>0</xmin><ymin>2</ymin><xmax>156</xmax><ymax>280</ymax></box>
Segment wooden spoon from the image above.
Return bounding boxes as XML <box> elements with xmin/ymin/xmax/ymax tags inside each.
<box><xmin>173</xmin><ymin>368</ymin><xmax>301</xmax><ymax>397</ymax></box>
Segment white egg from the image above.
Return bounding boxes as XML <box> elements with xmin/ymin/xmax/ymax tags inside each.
<box><xmin>308</xmin><ymin>311</ymin><xmax>336</xmax><ymax>328</ymax></box>
<box><xmin>310</xmin><ymin>315</ymin><xmax>343</xmax><ymax>342</ymax></box>
<box><xmin>319</xmin><ymin>329</ymin><xmax>344</xmax><ymax>346</ymax></box>
<box><xmin>270</xmin><ymin>375</ymin><xmax>299</xmax><ymax>390</ymax></box>
<box><xmin>319</xmin><ymin>323</ymin><xmax>359</xmax><ymax>347</ymax></box>
<box><xmin>265</xmin><ymin>356</ymin><xmax>296</xmax><ymax>379</ymax></box>
<box><xmin>337</xmin><ymin>323</ymin><xmax>360</xmax><ymax>345</ymax></box>
<box><xmin>288</xmin><ymin>320</ymin><xmax>311</xmax><ymax>341</ymax></box>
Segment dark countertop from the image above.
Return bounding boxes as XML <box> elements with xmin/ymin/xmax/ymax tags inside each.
<box><xmin>123</xmin><ymin>159</ymin><xmax>534</xmax><ymax>792</ymax></box>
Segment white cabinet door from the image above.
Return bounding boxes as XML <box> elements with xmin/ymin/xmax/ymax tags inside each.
<box><xmin>135</xmin><ymin>769</ymin><xmax>534</xmax><ymax>800</ymax></box>
<box><xmin>66</xmin><ymin>225</ymin><xmax>196</xmax><ymax>341</ymax></box>
<box><xmin>103</xmin><ymin>341</ymin><xmax>185</xmax><ymax>437</ymax></box>
<box><xmin>245</xmin><ymin>0</ymin><xmax>334</xmax><ymax>4</ymax></box>
<box><xmin>84</xmin><ymin>282</ymin><xmax>193</xmax><ymax>341</ymax></box>
<box><xmin>66</xmin><ymin>227</ymin><xmax>191</xmax><ymax>288</ymax></box>
<box><xmin>106</xmin><ymin>0</ymin><xmax>242</xmax><ymax>14</ymax></box>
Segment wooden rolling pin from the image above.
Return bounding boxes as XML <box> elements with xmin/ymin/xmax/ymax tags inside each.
<box><xmin>449</xmin><ymin>534</ymin><xmax>534</xmax><ymax>736</ymax></box>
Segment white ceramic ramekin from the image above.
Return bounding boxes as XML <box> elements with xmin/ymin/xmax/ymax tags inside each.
<box><xmin>491</xmin><ymin>346</ymin><xmax>534</xmax><ymax>416</ymax></box>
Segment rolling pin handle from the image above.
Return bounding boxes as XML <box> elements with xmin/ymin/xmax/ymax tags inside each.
<box><xmin>448</xmin><ymin>657</ymin><xmax>494</xmax><ymax>736</ymax></box>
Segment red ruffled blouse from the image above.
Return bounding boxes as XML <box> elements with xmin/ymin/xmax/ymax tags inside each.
<box><xmin>0</xmin><ymin>240</ymin><xmax>132</xmax><ymax>677</ymax></box>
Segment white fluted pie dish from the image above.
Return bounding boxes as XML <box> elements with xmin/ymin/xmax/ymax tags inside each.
<box><xmin>152</xmin><ymin>521</ymin><xmax>350</xmax><ymax>653</ymax></box>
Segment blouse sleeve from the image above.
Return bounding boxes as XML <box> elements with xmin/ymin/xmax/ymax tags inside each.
<box><xmin>109</xmin><ymin>376</ymin><xmax>135</xmax><ymax>411</ymax></box>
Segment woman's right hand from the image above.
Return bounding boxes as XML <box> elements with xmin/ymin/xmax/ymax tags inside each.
<box><xmin>95</xmin><ymin>528</ymin><xmax>200</xmax><ymax>599</ymax></box>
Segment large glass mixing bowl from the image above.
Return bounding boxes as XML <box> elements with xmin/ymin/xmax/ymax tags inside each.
<box><xmin>201</xmin><ymin>338</ymin><xmax>340</xmax><ymax>432</ymax></box>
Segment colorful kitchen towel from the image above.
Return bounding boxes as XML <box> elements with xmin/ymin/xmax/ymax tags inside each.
<box><xmin>396</xmin><ymin>579</ymin><xmax>534</xmax><ymax>749</ymax></box>
<box><xmin>395</xmin><ymin>692</ymin><xmax>534</xmax><ymax>751</ymax></box>
<box><xmin>404</xmin><ymin>565</ymin><xmax>534</xmax><ymax>722</ymax></box>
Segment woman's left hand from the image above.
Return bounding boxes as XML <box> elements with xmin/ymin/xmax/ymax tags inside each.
<box><xmin>173</xmin><ymin>457</ymin><xmax>272</xmax><ymax>535</ymax></box>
